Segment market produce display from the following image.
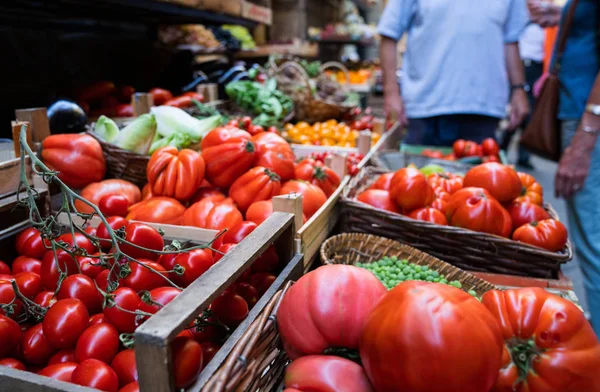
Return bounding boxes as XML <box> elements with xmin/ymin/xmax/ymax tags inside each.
<box><xmin>225</xmin><ymin>80</ymin><xmax>294</xmax><ymax>127</ymax></box>
<box><xmin>354</xmin><ymin>162</ymin><xmax>568</xmax><ymax>252</ymax></box>
<box><xmin>418</xmin><ymin>137</ymin><xmax>502</xmax><ymax>163</ymax></box>
<box><xmin>282</xmin><ymin>117</ymin><xmax>380</xmax><ymax>148</ymax></box>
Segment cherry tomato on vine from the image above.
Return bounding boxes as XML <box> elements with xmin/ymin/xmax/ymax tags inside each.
<box><xmin>14</xmin><ymin>272</ymin><xmax>43</xmax><ymax>299</ymax></box>
<box><xmin>111</xmin><ymin>349</ymin><xmax>138</xmax><ymax>387</ymax></box>
<box><xmin>99</xmin><ymin>194</ymin><xmax>130</xmax><ymax>217</ymax></box>
<box><xmin>250</xmin><ymin>273</ymin><xmax>276</xmax><ymax>295</ymax></box>
<box><xmin>0</xmin><ymin>358</ymin><xmax>26</xmax><ymax>370</ymax></box>
<box><xmin>56</xmin><ymin>232</ymin><xmax>96</xmax><ymax>254</ymax></box>
<box><xmin>15</xmin><ymin>227</ymin><xmax>47</xmax><ymax>259</ymax></box>
<box><xmin>72</xmin><ymin>359</ymin><xmax>119</xmax><ymax>392</ymax></box>
<box><xmin>214</xmin><ymin>243</ymin><xmax>236</xmax><ymax>263</ymax></box>
<box><xmin>40</xmin><ymin>249</ymin><xmax>80</xmax><ymax>290</ymax></box>
<box><xmin>122</xmin><ymin>260</ymin><xmax>168</xmax><ymax>292</ymax></box>
<box><xmin>171</xmin><ymin>337</ymin><xmax>203</xmax><ymax>389</ymax></box>
<box><xmin>211</xmin><ymin>292</ymin><xmax>249</xmax><ymax>328</ymax></box>
<box><xmin>222</xmin><ymin>221</ymin><xmax>257</xmax><ymax>245</ymax></box>
<box><xmin>119</xmin><ymin>382</ymin><xmax>140</xmax><ymax>392</ymax></box>
<box><xmin>48</xmin><ymin>349</ymin><xmax>77</xmax><ymax>365</ymax></box>
<box><xmin>96</xmin><ymin>216</ymin><xmax>130</xmax><ymax>250</ymax></box>
<box><xmin>0</xmin><ymin>280</ymin><xmax>22</xmax><ymax>319</ymax></box>
<box><xmin>11</xmin><ymin>256</ymin><xmax>42</xmax><ymax>275</ymax></box>
<box><xmin>21</xmin><ymin>323</ymin><xmax>55</xmax><ymax>365</ymax></box>
<box><xmin>171</xmin><ymin>249</ymin><xmax>214</xmax><ymax>287</ymax></box>
<box><xmin>76</xmin><ymin>322</ymin><xmax>120</xmax><ymax>364</ymax></box>
<box><xmin>236</xmin><ymin>283</ymin><xmax>259</xmax><ymax>309</ymax></box>
<box><xmin>252</xmin><ymin>246</ymin><xmax>279</xmax><ymax>273</ymax></box>
<box><xmin>120</xmin><ymin>222</ymin><xmax>164</xmax><ymax>261</ymax></box>
<box><xmin>0</xmin><ymin>314</ymin><xmax>21</xmax><ymax>357</ymax></box>
<box><xmin>39</xmin><ymin>362</ymin><xmax>78</xmax><ymax>382</ymax></box>
<box><xmin>34</xmin><ymin>290</ymin><xmax>56</xmax><ymax>308</ymax></box>
<box><xmin>102</xmin><ymin>288</ymin><xmax>141</xmax><ymax>334</ymax></box>
<box><xmin>137</xmin><ymin>286</ymin><xmax>181</xmax><ymax>316</ymax></box>
<box><xmin>0</xmin><ymin>261</ymin><xmax>9</xmax><ymax>274</ymax></box>
<box><xmin>43</xmin><ymin>298</ymin><xmax>89</xmax><ymax>349</ymax></box>
<box><xmin>201</xmin><ymin>342</ymin><xmax>221</xmax><ymax>367</ymax></box>
<box><xmin>78</xmin><ymin>255</ymin><xmax>106</xmax><ymax>279</ymax></box>
<box><xmin>95</xmin><ymin>269</ymin><xmax>120</xmax><ymax>293</ymax></box>
<box><xmin>57</xmin><ymin>274</ymin><xmax>103</xmax><ymax>314</ymax></box>
<box><xmin>89</xmin><ymin>313</ymin><xmax>107</xmax><ymax>326</ymax></box>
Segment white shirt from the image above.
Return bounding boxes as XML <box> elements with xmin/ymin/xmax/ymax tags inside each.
<box><xmin>519</xmin><ymin>23</ymin><xmax>545</xmax><ymax>62</ymax></box>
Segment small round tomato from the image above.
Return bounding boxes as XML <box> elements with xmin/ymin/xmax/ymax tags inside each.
<box><xmin>40</xmin><ymin>249</ymin><xmax>80</xmax><ymax>290</ymax></box>
<box><xmin>463</xmin><ymin>162</ymin><xmax>522</xmax><ymax>203</ymax></box>
<box><xmin>280</xmin><ymin>180</ymin><xmax>328</xmax><ymax>219</ymax></box>
<box><xmin>214</xmin><ymin>220</ymin><xmax>257</xmax><ymax>249</ymax></box>
<box><xmin>0</xmin><ymin>358</ymin><xmax>26</xmax><ymax>370</ymax></box>
<box><xmin>119</xmin><ymin>382</ymin><xmax>140</xmax><ymax>392</ymax></box>
<box><xmin>389</xmin><ymin>168</ymin><xmax>435</xmax><ymax>210</ymax></box>
<box><xmin>0</xmin><ymin>314</ymin><xmax>21</xmax><ymax>357</ymax></box>
<box><xmin>149</xmin><ymin>88</ymin><xmax>173</xmax><ymax>105</ymax></box>
<box><xmin>99</xmin><ymin>194</ymin><xmax>130</xmax><ymax>217</ymax></box>
<box><xmin>240</xmin><ymin>116</ymin><xmax>252</xmax><ymax>130</ymax></box>
<box><xmin>21</xmin><ymin>323</ymin><xmax>55</xmax><ymax>365</ymax></box>
<box><xmin>481</xmin><ymin>138</ymin><xmax>500</xmax><ymax>156</ymax></box>
<box><xmin>246</xmin><ymin>200</ymin><xmax>273</xmax><ymax>225</ymax></box>
<box><xmin>39</xmin><ymin>362</ymin><xmax>78</xmax><ymax>382</ymax></box>
<box><xmin>247</xmin><ymin>124</ymin><xmax>264</xmax><ymax>136</ymax></box>
<box><xmin>72</xmin><ymin>359</ymin><xmax>119</xmax><ymax>392</ymax></box>
<box><xmin>213</xmin><ymin>244</ymin><xmax>236</xmax><ymax>263</ymax></box>
<box><xmin>57</xmin><ymin>274</ymin><xmax>103</xmax><ymax>314</ymax></box>
<box><xmin>96</xmin><ymin>216</ymin><xmax>130</xmax><ymax>249</ymax></box>
<box><xmin>120</xmin><ymin>222</ymin><xmax>164</xmax><ymax>261</ymax></box>
<box><xmin>171</xmin><ymin>337</ymin><xmax>203</xmax><ymax>389</ymax></box>
<box><xmin>11</xmin><ymin>256</ymin><xmax>42</xmax><ymax>275</ymax></box>
<box><xmin>14</xmin><ymin>272</ymin><xmax>43</xmax><ymax>299</ymax></box>
<box><xmin>15</xmin><ymin>227</ymin><xmax>47</xmax><ymax>259</ymax></box>
<box><xmin>43</xmin><ymin>298</ymin><xmax>89</xmax><ymax>349</ymax></box>
<box><xmin>506</xmin><ymin>202</ymin><xmax>551</xmax><ymax>231</ymax></box>
<box><xmin>34</xmin><ymin>290</ymin><xmax>57</xmax><ymax>308</ymax></box>
<box><xmin>370</xmin><ymin>173</ymin><xmax>395</xmax><ymax>191</ymax></box>
<box><xmin>137</xmin><ymin>286</ymin><xmax>181</xmax><ymax>315</ymax></box>
<box><xmin>211</xmin><ymin>293</ymin><xmax>249</xmax><ymax>328</ymax></box>
<box><xmin>48</xmin><ymin>349</ymin><xmax>76</xmax><ymax>365</ymax></box>
<box><xmin>236</xmin><ymin>283</ymin><xmax>259</xmax><ymax>309</ymax></box>
<box><xmin>356</xmin><ymin>189</ymin><xmax>401</xmax><ymax>213</ymax></box>
<box><xmin>111</xmin><ymin>349</ymin><xmax>138</xmax><ymax>387</ymax></box>
<box><xmin>408</xmin><ymin>207</ymin><xmax>448</xmax><ymax>225</ymax></box>
<box><xmin>249</xmin><ymin>272</ymin><xmax>276</xmax><ymax>295</ymax></box>
<box><xmin>171</xmin><ymin>249</ymin><xmax>214</xmax><ymax>287</ymax></box>
<box><xmin>294</xmin><ymin>159</ymin><xmax>341</xmax><ymax>197</ymax></box>
<box><xmin>252</xmin><ymin>245</ymin><xmax>279</xmax><ymax>273</ymax></box>
<box><xmin>89</xmin><ymin>313</ymin><xmax>107</xmax><ymax>326</ymax></box>
<box><xmin>0</xmin><ymin>280</ymin><xmax>22</xmax><ymax>319</ymax></box>
<box><xmin>103</xmin><ymin>288</ymin><xmax>141</xmax><ymax>333</ymax></box>
<box><xmin>76</xmin><ymin>323</ymin><xmax>119</xmax><ymax>363</ymax></box>
<box><xmin>512</xmin><ymin>219</ymin><xmax>568</xmax><ymax>252</ymax></box>
<box><xmin>78</xmin><ymin>256</ymin><xmax>106</xmax><ymax>279</ymax></box>
<box><xmin>56</xmin><ymin>232</ymin><xmax>96</xmax><ymax>255</ymax></box>
<box><xmin>122</xmin><ymin>260</ymin><xmax>168</xmax><ymax>292</ymax></box>
<box><xmin>0</xmin><ymin>261</ymin><xmax>9</xmax><ymax>275</ymax></box>
<box><xmin>95</xmin><ymin>269</ymin><xmax>120</xmax><ymax>293</ymax></box>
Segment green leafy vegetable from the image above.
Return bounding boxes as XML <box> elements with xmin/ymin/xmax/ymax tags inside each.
<box><xmin>225</xmin><ymin>80</ymin><xmax>294</xmax><ymax>127</ymax></box>
<box><xmin>94</xmin><ymin>115</ymin><xmax>119</xmax><ymax>143</ymax></box>
<box><xmin>114</xmin><ymin>114</ymin><xmax>156</xmax><ymax>155</ymax></box>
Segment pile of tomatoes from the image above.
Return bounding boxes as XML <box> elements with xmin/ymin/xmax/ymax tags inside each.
<box><xmin>307</xmin><ymin>151</ymin><xmax>364</xmax><ymax>176</ymax></box>
<box><xmin>421</xmin><ymin>138</ymin><xmax>501</xmax><ymax>163</ymax></box>
<box><xmin>281</xmin><ymin>118</ymin><xmax>381</xmax><ymax>148</ymax></box>
<box><xmin>276</xmin><ymin>264</ymin><xmax>600</xmax><ymax>392</ymax></box>
<box><xmin>0</xmin><ymin>217</ymin><xmax>279</xmax><ymax>392</ymax></box>
<box><xmin>355</xmin><ymin>162</ymin><xmax>568</xmax><ymax>252</ymax></box>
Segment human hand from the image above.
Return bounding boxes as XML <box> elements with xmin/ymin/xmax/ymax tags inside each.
<box><xmin>384</xmin><ymin>88</ymin><xmax>408</xmax><ymax>128</ymax></box>
<box><xmin>555</xmin><ymin>130</ymin><xmax>596</xmax><ymax>198</ymax></box>
<box><xmin>533</xmin><ymin>72</ymin><xmax>549</xmax><ymax>98</ymax></box>
<box><xmin>528</xmin><ymin>0</ymin><xmax>562</xmax><ymax>27</ymax></box>
<box><xmin>507</xmin><ymin>89</ymin><xmax>530</xmax><ymax>131</ymax></box>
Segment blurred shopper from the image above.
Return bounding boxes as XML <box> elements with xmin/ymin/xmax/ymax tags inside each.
<box><xmin>529</xmin><ymin>0</ymin><xmax>600</xmax><ymax>335</ymax></box>
<box><xmin>378</xmin><ymin>0</ymin><xmax>530</xmax><ymax>146</ymax></box>
<box><xmin>500</xmin><ymin>22</ymin><xmax>545</xmax><ymax>169</ymax></box>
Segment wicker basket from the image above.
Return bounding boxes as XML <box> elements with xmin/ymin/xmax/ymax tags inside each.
<box><xmin>320</xmin><ymin>233</ymin><xmax>497</xmax><ymax>296</ymax></box>
<box><xmin>340</xmin><ymin>166</ymin><xmax>573</xmax><ymax>278</ymax></box>
<box><xmin>371</xmin><ymin>149</ymin><xmax>474</xmax><ymax>174</ymax></box>
<box><xmin>274</xmin><ymin>61</ymin><xmax>353</xmax><ymax>123</ymax></box>
<box><xmin>88</xmin><ymin>132</ymin><xmax>150</xmax><ymax>188</ymax></box>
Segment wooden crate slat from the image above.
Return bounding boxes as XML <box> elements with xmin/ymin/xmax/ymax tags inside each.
<box><xmin>0</xmin><ymin>366</ymin><xmax>97</xmax><ymax>392</ymax></box>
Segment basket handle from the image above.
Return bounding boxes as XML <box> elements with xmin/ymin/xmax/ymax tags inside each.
<box><xmin>275</xmin><ymin>61</ymin><xmax>313</xmax><ymax>99</ymax></box>
<box><xmin>320</xmin><ymin>61</ymin><xmax>351</xmax><ymax>94</ymax></box>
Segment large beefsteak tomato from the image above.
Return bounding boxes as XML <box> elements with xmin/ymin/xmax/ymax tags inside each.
<box><xmin>229</xmin><ymin>167</ymin><xmax>281</xmax><ymax>211</ymax></box>
<box><xmin>41</xmin><ymin>134</ymin><xmax>105</xmax><ymax>188</ymax></box>
<box><xmin>512</xmin><ymin>219</ymin><xmax>568</xmax><ymax>252</ymax></box>
<box><xmin>360</xmin><ymin>281</ymin><xmax>503</xmax><ymax>392</ymax></box>
<box><xmin>463</xmin><ymin>162</ymin><xmax>522</xmax><ymax>202</ymax></box>
<box><xmin>201</xmin><ymin>131</ymin><xmax>256</xmax><ymax>188</ymax></box>
<box><xmin>482</xmin><ymin>287</ymin><xmax>600</xmax><ymax>392</ymax></box>
<box><xmin>183</xmin><ymin>197</ymin><xmax>243</xmax><ymax>231</ymax></box>
<box><xmin>277</xmin><ymin>265</ymin><xmax>386</xmax><ymax>359</ymax></box>
<box><xmin>356</xmin><ymin>189</ymin><xmax>401</xmax><ymax>213</ymax></box>
<box><xmin>389</xmin><ymin>167</ymin><xmax>435</xmax><ymax>210</ymax></box>
<box><xmin>369</xmin><ymin>173</ymin><xmax>394</xmax><ymax>191</ymax></box>
<box><xmin>515</xmin><ymin>172</ymin><xmax>544</xmax><ymax>205</ymax></box>
<box><xmin>76</xmin><ymin>179</ymin><xmax>141</xmax><ymax>214</ymax></box>
<box><xmin>506</xmin><ymin>202</ymin><xmax>551</xmax><ymax>231</ymax></box>
<box><xmin>126</xmin><ymin>197</ymin><xmax>186</xmax><ymax>225</ymax></box>
<box><xmin>446</xmin><ymin>187</ymin><xmax>512</xmax><ymax>237</ymax></box>
<box><xmin>147</xmin><ymin>147</ymin><xmax>205</xmax><ymax>201</ymax></box>
<box><xmin>294</xmin><ymin>159</ymin><xmax>341</xmax><ymax>197</ymax></box>
<box><xmin>408</xmin><ymin>207</ymin><xmax>448</xmax><ymax>225</ymax></box>
<box><xmin>280</xmin><ymin>181</ymin><xmax>327</xmax><ymax>219</ymax></box>
<box><xmin>427</xmin><ymin>172</ymin><xmax>463</xmax><ymax>194</ymax></box>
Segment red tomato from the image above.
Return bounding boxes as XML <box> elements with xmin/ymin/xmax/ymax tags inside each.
<box><xmin>115</xmin><ymin>104</ymin><xmax>133</xmax><ymax>117</ymax></box>
<box><xmin>452</xmin><ymin>140</ymin><xmax>480</xmax><ymax>158</ymax></box>
<box><xmin>482</xmin><ymin>287</ymin><xmax>600</xmax><ymax>392</ymax></box>
<box><xmin>117</xmin><ymin>85</ymin><xmax>135</xmax><ymax>102</ymax></box>
<box><xmin>512</xmin><ymin>219</ymin><xmax>568</xmax><ymax>252</ymax></box>
<box><xmin>14</xmin><ymin>272</ymin><xmax>42</xmax><ymax>299</ymax></box>
<box><xmin>200</xmin><ymin>127</ymin><xmax>251</xmax><ymax>150</ymax></box>
<box><xmin>463</xmin><ymin>162</ymin><xmax>522</xmax><ymax>202</ymax></box>
<box><xmin>126</xmin><ymin>197</ymin><xmax>186</xmax><ymax>225</ymax></box>
<box><xmin>11</xmin><ymin>256</ymin><xmax>42</xmax><ymax>275</ymax></box>
<box><xmin>229</xmin><ymin>167</ymin><xmax>282</xmax><ymax>211</ymax></box>
<box><xmin>96</xmin><ymin>216</ymin><xmax>130</xmax><ymax>250</ymax></box>
<box><xmin>0</xmin><ymin>314</ymin><xmax>21</xmax><ymax>357</ymax></box>
<box><xmin>236</xmin><ymin>283</ymin><xmax>259</xmax><ymax>309</ymax></box>
<box><xmin>41</xmin><ymin>134</ymin><xmax>106</xmax><ymax>188</ymax></box>
<box><xmin>255</xmin><ymin>148</ymin><xmax>296</xmax><ymax>182</ymax></box>
<box><xmin>481</xmin><ymin>137</ymin><xmax>500</xmax><ymax>156</ymax></box>
<box><xmin>430</xmin><ymin>191</ymin><xmax>451</xmax><ymax>214</ymax></box>
<box><xmin>182</xmin><ymin>91</ymin><xmax>204</xmax><ymax>102</ymax></box>
<box><xmin>218</xmin><ymin>220</ymin><xmax>257</xmax><ymax>247</ymax></box>
<box><xmin>246</xmin><ymin>200</ymin><xmax>273</xmax><ymax>225</ymax></box>
<box><xmin>99</xmin><ymin>194</ymin><xmax>130</xmax><ymax>217</ymax></box>
<box><xmin>0</xmin><ymin>280</ymin><xmax>22</xmax><ymax>319</ymax></box>
<box><xmin>147</xmin><ymin>147</ymin><xmax>206</xmax><ymax>202</ymax></box>
<box><xmin>446</xmin><ymin>187</ymin><xmax>512</xmax><ymax>237</ymax></box>
<box><xmin>39</xmin><ymin>362</ymin><xmax>78</xmax><ymax>382</ymax></box>
<box><xmin>284</xmin><ymin>355</ymin><xmax>375</xmax><ymax>392</ymax></box>
<box><xmin>164</xmin><ymin>95</ymin><xmax>194</xmax><ymax>108</ymax></box>
<box><xmin>119</xmin><ymin>382</ymin><xmax>140</xmax><ymax>392</ymax></box>
<box><xmin>21</xmin><ymin>323</ymin><xmax>55</xmax><ymax>365</ymax></box>
<box><xmin>360</xmin><ymin>281</ymin><xmax>503</xmax><ymax>392</ymax></box>
<box><xmin>34</xmin><ymin>290</ymin><xmax>57</xmax><ymax>308</ymax></box>
<box><xmin>171</xmin><ymin>337</ymin><xmax>203</xmax><ymax>388</ymax></box>
<box><xmin>267</xmin><ymin>126</ymin><xmax>278</xmax><ymax>133</ymax></box>
<box><xmin>102</xmin><ymin>288</ymin><xmax>141</xmax><ymax>334</ymax></box>
<box><xmin>95</xmin><ymin>269</ymin><xmax>120</xmax><ymax>293</ymax></box>
<box><xmin>249</xmin><ymin>272</ymin><xmax>276</xmax><ymax>295</ymax></box>
<box><xmin>48</xmin><ymin>349</ymin><xmax>76</xmax><ymax>365</ymax></box>
<box><xmin>72</xmin><ymin>359</ymin><xmax>119</xmax><ymax>392</ymax></box>
<box><xmin>427</xmin><ymin>172</ymin><xmax>464</xmax><ymax>195</ymax></box>
<box><xmin>239</xmin><ymin>116</ymin><xmax>252</xmax><ymax>130</ymax></box>
<box><xmin>201</xmin><ymin>342</ymin><xmax>221</xmax><ymax>366</ymax></box>
<box><xmin>277</xmin><ymin>265</ymin><xmax>387</xmax><ymax>359</ymax></box>
<box><xmin>120</xmin><ymin>222</ymin><xmax>164</xmax><ymax>261</ymax></box>
<box><xmin>111</xmin><ymin>349</ymin><xmax>138</xmax><ymax>387</ymax></box>
<box><xmin>213</xmin><ymin>243</ymin><xmax>236</xmax><ymax>263</ymax></box>
<box><xmin>202</xmin><ymin>135</ymin><xmax>256</xmax><ymax>188</ymax></box>
<box><xmin>408</xmin><ymin>207</ymin><xmax>448</xmax><ymax>225</ymax></box>
<box><xmin>389</xmin><ymin>168</ymin><xmax>435</xmax><ymax>210</ymax></box>
<box><xmin>56</xmin><ymin>232</ymin><xmax>96</xmax><ymax>255</ymax></box>
<box><xmin>515</xmin><ymin>172</ymin><xmax>544</xmax><ymax>205</ymax></box>
<box><xmin>294</xmin><ymin>159</ymin><xmax>341</xmax><ymax>197</ymax></box>
<box><xmin>41</xmin><ymin>249</ymin><xmax>80</xmax><ymax>290</ymax></box>
<box><xmin>137</xmin><ymin>286</ymin><xmax>181</xmax><ymax>315</ymax></box>
<box><xmin>43</xmin><ymin>298</ymin><xmax>89</xmax><ymax>349</ymax></box>
<box><xmin>77</xmin><ymin>179</ymin><xmax>141</xmax><ymax>215</ymax></box>
<box><xmin>89</xmin><ymin>313</ymin><xmax>107</xmax><ymax>326</ymax></box>
<box><xmin>78</xmin><ymin>256</ymin><xmax>106</xmax><ymax>279</ymax></box>
<box><xmin>15</xmin><ymin>227</ymin><xmax>47</xmax><ymax>259</ymax></box>
<box><xmin>0</xmin><ymin>358</ymin><xmax>25</xmax><ymax>370</ymax></box>
<box><xmin>356</xmin><ymin>189</ymin><xmax>401</xmax><ymax>213</ymax></box>
<box><xmin>211</xmin><ymin>292</ymin><xmax>249</xmax><ymax>328</ymax></box>
<box><xmin>188</xmin><ymin>316</ymin><xmax>226</xmax><ymax>344</ymax></box>
<box><xmin>506</xmin><ymin>202</ymin><xmax>551</xmax><ymax>231</ymax></box>
<box><xmin>0</xmin><ymin>261</ymin><xmax>9</xmax><ymax>275</ymax></box>
<box><xmin>252</xmin><ymin>245</ymin><xmax>279</xmax><ymax>272</ymax></box>
<box><xmin>57</xmin><ymin>274</ymin><xmax>103</xmax><ymax>314</ymax></box>
<box><xmin>247</xmin><ymin>124</ymin><xmax>264</xmax><ymax>135</ymax></box>
<box><xmin>369</xmin><ymin>173</ymin><xmax>395</xmax><ymax>191</ymax></box>
<box><xmin>280</xmin><ymin>180</ymin><xmax>328</xmax><ymax>219</ymax></box>
<box><xmin>190</xmin><ymin>187</ymin><xmax>226</xmax><ymax>205</ymax></box>
<box><xmin>171</xmin><ymin>249</ymin><xmax>214</xmax><ymax>287</ymax></box>
<box><xmin>122</xmin><ymin>260</ymin><xmax>168</xmax><ymax>292</ymax></box>
<box><xmin>75</xmin><ymin>323</ymin><xmax>119</xmax><ymax>363</ymax></box>
<box><xmin>149</xmin><ymin>88</ymin><xmax>173</xmax><ymax>106</ymax></box>
<box><xmin>183</xmin><ymin>197</ymin><xmax>243</xmax><ymax>231</ymax></box>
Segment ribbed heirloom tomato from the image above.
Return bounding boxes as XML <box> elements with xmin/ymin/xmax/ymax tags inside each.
<box><xmin>284</xmin><ymin>356</ymin><xmax>374</xmax><ymax>392</ymax></box>
<box><xmin>389</xmin><ymin>167</ymin><xmax>435</xmax><ymax>210</ymax></box>
<box><xmin>280</xmin><ymin>180</ymin><xmax>327</xmax><ymax>219</ymax></box>
<box><xmin>252</xmin><ymin>132</ymin><xmax>296</xmax><ymax>181</ymax></box>
<box><xmin>147</xmin><ymin>146</ymin><xmax>205</xmax><ymax>201</ymax></box>
<box><xmin>356</xmin><ymin>189</ymin><xmax>401</xmax><ymax>213</ymax></box>
<box><xmin>463</xmin><ymin>162</ymin><xmax>522</xmax><ymax>202</ymax></box>
<box><xmin>446</xmin><ymin>187</ymin><xmax>512</xmax><ymax>237</ymax></box>
<box><xmin>126</xmin><ymin>197</ymin><xmax>186</xmax><ymax>225</ymax></box>
<box><xmin>202</xmin><ymin>129</ymin><xmax>256</xmax><ymax>188</ymax></box>
<box><xmin>183</xmin><ymin>197</ymin><xmax>243</xmax><ymax>231</ymax></box>
<box><xmin>427</xmin><ymin>172</ymin><xmax>463</xmax><ymax>194</ymax></box>
<box><xmin>294</xmin><ymin>158</ymin><xmax>341</xmax><ymax>197</ymax></box>
<box><xmin>360</xmin><ymin>281</ymin><xmax>503</xmax><ymax>392</ymax></box>
<box><xmin>369</xmin><ymin>172</ymin><xmax>394</xmax><ymax>191</ymax></box>
<box><xmin>512</xmin><ymin>219</ymin><xmax>568</xmax><ymax>251</ymax></box>
<box><xmin>482</xmin><ymin>287</ymin><xmax>600</xmax><ymax>392</ymax></box>
<box><xmin>506</xmin><ymin>202</ymin><xmax>551</xmax><ymax>231</ymax></box>
<box><xmin>408</xmin><ymin>207</ymin><xmax>448</xmax><ymax>225</ymax></box>
<box><xmin>229</xmin><ymin>167</ymin><xmax>282</xmax><ymax>211</ymax></box>
<box><xmin>515</xmin><ymin>171</ymin><xmax>544</xmax><ymax>205</ymax></box>
<box><xmin>277</xmin><ymin>265</ymin><xmax>386</xmax><ymax>359</ymax></box>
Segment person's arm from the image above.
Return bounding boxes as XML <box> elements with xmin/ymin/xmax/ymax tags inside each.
<box><xmin>528</xmin><ymin>0</ymin><xmax>562</xmax><ymax>27</ymax></box>
<box><xmin>505</xmin><ymin>43</ymin><xmax>530</xmax><ymax>130</ymax></box>
<box><xmin>555</xmin><ymin>72</ymin><xmax>600</xmax><ymax>198</ymax></box>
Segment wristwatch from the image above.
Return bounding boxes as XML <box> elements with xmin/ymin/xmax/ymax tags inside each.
<box><xmin>581</xmin><ymin>126</ymin><xmax>600</xmax><ymax>136</ymax></box>
<box><xmin>585</xmin><ymin>104</ymin><xmax>600</xmax><ymax>116</ymax></box>
<box><xmin>511</xmin><ymin>84</ymin><xmax>530</xmax><ymax>93</ymax></box>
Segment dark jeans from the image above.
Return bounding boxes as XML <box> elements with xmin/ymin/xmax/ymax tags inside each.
<box><xmin>405</xmin><ymin>114</ymin><xmax>499</xmax><ymax>147</ymax></box>
<box><xmin>500</xmin><ymin>59</ymin><xmax>543</xmax><ymax>163</ymax></box>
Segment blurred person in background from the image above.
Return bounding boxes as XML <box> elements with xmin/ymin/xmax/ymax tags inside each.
<box><xmin>378</xmin><ymin>0</ymin><xmax>530</xmax><ymax>146</ymax></box>
<box><xmin>530</xmin><ymin>0</ymin><xmax>600</xmax><ymax>334</ymax></box>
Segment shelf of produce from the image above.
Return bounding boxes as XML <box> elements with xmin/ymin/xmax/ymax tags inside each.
<box><xmin>234</xmin><ymin>43</ymin><xmax>318</xmax><ymax>59</ymax></box>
